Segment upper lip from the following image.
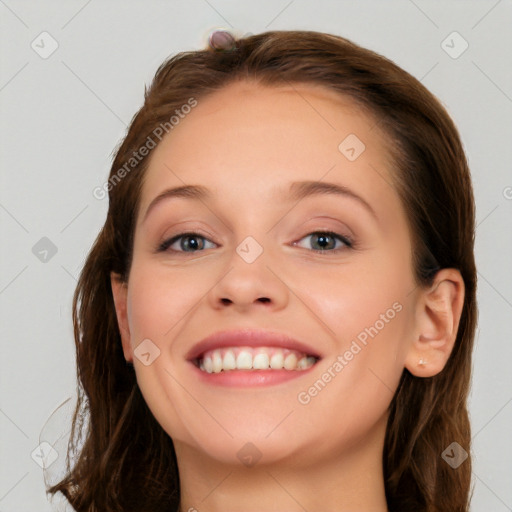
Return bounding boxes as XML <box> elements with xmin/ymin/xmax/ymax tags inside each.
<box><xmin>186</xmin><ymin>328</ymin><xmax>323</xmax><ymax>361</ymax></box>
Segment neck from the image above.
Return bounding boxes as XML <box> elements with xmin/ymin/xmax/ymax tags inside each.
<box><xmin>175</xmin><ymin>414</ymin><xmax>389</xmax><ymax>512</ymax></box>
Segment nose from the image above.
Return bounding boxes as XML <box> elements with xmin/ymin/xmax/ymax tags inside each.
<box><xmin>207</xmin><ymin>237</ymin><xmax>290</xmax><ymax>313</ymax></box>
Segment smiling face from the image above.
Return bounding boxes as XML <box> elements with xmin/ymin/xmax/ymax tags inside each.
<box><xmin>111</xmin><ymin>79</ymin><xmax>423</xmax><ymax>468</ymax></box>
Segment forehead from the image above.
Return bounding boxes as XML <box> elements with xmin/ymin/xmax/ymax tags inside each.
<box><xmin>138</xmin><ymin>80</ymin><xmax>401</xmax><ymax>228</ymax></box>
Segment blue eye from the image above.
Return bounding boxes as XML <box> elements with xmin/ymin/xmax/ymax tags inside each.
<box><xmin>157</xmin><ymin>230</ymin><xmax>353</xmax><ymax>255</ymax></box>
<box><xmin>293</xmin><ymin>231</ymin><xmax>352</xmax><ymax>254</ymax></box>
<box><xmin>157</xmin><ymin>233</ymin><xmax>216</xmax><ymax>253</ymax></box>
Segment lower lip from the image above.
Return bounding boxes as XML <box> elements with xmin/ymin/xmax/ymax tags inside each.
<box><xmin>189</xmin><ymin>361</ymin><xmax>318</xmax><ymax>387</ymax></box>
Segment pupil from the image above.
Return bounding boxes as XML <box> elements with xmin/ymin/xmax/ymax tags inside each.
<box><xmin>315</xmin><ymin>234</ymin><xmax>332</xmax><ymax>250</ymax></box>
<box><xmin>183</xmin><ymin>236</ymin><xmax>201</xmax><ymax>251</ymax></box>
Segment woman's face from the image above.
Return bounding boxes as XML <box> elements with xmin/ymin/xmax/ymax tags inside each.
<box><xmin>114</xmin><ymin>80</ymin><xmax>421</xmax><ymax>467</ymax></box>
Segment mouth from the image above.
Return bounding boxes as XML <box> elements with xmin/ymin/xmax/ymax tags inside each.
<box><xmin>185</xmin><ymin>328</ymin><xmax>322</xmax><ymax>386</ymax></box>
<box><xmin>194</xmin><ymin>346</ymin><xmax>319</xmax><ymax>373</ymax></box>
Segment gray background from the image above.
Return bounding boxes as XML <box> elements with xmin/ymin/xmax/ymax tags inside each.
<box><xmin>1</xmin><ymin>0</ymin><xmax>511</xmax><ymax>510</ymax></box>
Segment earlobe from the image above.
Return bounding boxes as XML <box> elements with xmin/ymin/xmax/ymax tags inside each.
<box><xmin>405</xmin><ymin>268</ymin><xmax>465</xmax><ymax>377</ymax></box>
<box><xmin>110</xmin><ymin>272</ymin><xmax>133</xmax><ymax>363</ymax></box>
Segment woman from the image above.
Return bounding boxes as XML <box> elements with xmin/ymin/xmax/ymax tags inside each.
<box><xmin>47</xmin><ymin>29</ymin><xmax>477</xmax><ymax>511</ymax></box>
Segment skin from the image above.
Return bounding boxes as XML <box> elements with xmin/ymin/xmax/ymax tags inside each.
<box><xmin>111</xmin><ymin>80</ymin><xmax>464</xmax><ymax>512</ymax></box>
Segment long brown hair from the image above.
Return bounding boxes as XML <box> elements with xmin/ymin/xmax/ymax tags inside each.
<box><xmin>47</xmin><ymin>30</ymin><xmax>477</xmax><ymax>511</ymax></box>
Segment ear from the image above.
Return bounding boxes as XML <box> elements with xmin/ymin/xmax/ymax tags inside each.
<box><xmin>110</xmin><ymin>272</ymin><xmax>133</xmax><ymax>363</ymax></box>
<box><xmin>405</xmin><ymin>268</ymin><xmax>465</xmax><ymax>377</ymax></box>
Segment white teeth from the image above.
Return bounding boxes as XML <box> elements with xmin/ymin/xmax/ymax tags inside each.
<box><xmin>197</xmin><ymin>346</ymin><xmax>318</xmax><ymax>373</ymax></box>
<box><xmin>253</xmin><ymin>352</ymin><xmax>270</xmax><ymax>370</ymax></box>
<box><xmin>203</xmin><ymin>356</ymin><xmax>213</xmax><ymax>373</ymax></box>
<box><xmin>236</xmin><ymin>350</ymin><xmax>253</xmax><ymax>370</ymax></box>
<box><xmin>269</xmin><ymin>352</ymin><xmax>284</xmax><ymax>369</ymax></box>
<box><xmin>297</xmin><ymin>357</ymin><xmax>308</xmax><ymax>369</ymax></box>
<box><xmin>212</xmin><ymin>350</ymin><xmax>223</xmax><ymax>373</ymax></box>
<box><xmin>297</xmin><ymin>356</ymin><xmax>316</xmax><ymax>369</ymax></box>
<box><xmin>283</xmin><ymin>353</ymin><xmax>298</xmax><ymax>370</ymax></box>
<box><xmin>223</xmin><ymin>349</ymin><xmax>236</xmax><ymax>370</ymax></box>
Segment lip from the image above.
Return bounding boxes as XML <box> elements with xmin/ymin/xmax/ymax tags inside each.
<box><xmin>186</xmin><ymin>328</ymin><xmax>323</xmax><ymax>362</ymax></box>
<box><xmin>190</xmin><ymin>365</ymin><xmax>317</xmax><ymax>387</ymax></box>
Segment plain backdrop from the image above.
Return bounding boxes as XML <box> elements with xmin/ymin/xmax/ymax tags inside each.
<box><xmin>1</xmin><ymin>1</ymin><xmax>511</xmax><ymax>510</ymax></box>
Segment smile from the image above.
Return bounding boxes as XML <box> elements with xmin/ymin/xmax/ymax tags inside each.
<box><xmin>196</xmin><ymin>346</ymin><xmax>318</xmax><ymax>373</ymax></box>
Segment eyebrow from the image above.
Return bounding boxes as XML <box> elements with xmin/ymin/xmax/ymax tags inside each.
<box><xmin>143</xmin><ymin>180</ymin><xmax>377</xmax><ymax>222</ymax></box>
<box><xmin>143</xmin><ymin>185</ymin><xmax>212</xmax><ymax>223</ymax></box>
<box><xmin>288</xmin><ymin>180</ymin><xmax>377</xmax><ymax>220</ymax></box>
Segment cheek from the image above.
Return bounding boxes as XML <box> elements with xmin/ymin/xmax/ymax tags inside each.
<box><xmin>125</xmin><ymin>261</ymin><xmax>210</xmax><ymax>443</ymax></box>
<box><xmin>299</xmin><ymin>250</ymin><xmax>413</xmax><ymax>347</ymax></box>
<box><xmin>126</xmin><ymin>259</ymin><xmax>207</xmax><ymax>343</ymax></box>
<box><xmin>293</xmin><ymin>283</ymin><xmax>411</xmax><ymax>447</ymax></box>
<box><xmin>294</xmin><ymin>251</ymin><xmax>414</xmax><ymax>402</ymax></box>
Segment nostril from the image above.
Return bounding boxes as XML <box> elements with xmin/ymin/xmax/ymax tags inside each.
<box><xmin>219</xmin><ymin>297</ymin><xmax>270</xmax><ymax>305</ymax></box>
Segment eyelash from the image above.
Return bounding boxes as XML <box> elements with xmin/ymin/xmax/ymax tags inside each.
<box><xmin>156</xmin><ymin>230</ymin><xmax>354</xmax><ymax>255</ymax></box>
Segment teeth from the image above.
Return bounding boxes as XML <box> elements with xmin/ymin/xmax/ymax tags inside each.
<box><xmin>197</xmin><ymin>346</ymin><xmax>317</xmax><ymax>373</ymax></box>
<box><xmin>253</xmin><ymin>352</ymin><xmax>270</xmax><ymax>370</ymax></box>
<box><xmin>212</xmin><ymin>350</ymin><xmax>223</xmax><ymax>373</ymax></box>
<box><xmin>203</xmin><ymin>356</ymin><xmax>213</xmax><ymax>374</ymax></box>
<box><xmin>270</xmin><ymin>352</ymin><xmax>284</xmax><ymax>369</ymax></box>
<box><xmin>236</xmin><ymin>350</ymin><xmax>253</xmax><ymax>370</ymax></box>
<box><xmin>298</xmin><ymin>356</ymin><xmax>316</xmax><ymax>369</ymax></box>
<box><xmin>223</xmin><ymin>349</ymin><xmax>236</xmax><ymax>370</ymax></box>
<box><xmin>283</xmin><ymin>353</ymin><xmax>298</xmax><ymax>370</ymax></box>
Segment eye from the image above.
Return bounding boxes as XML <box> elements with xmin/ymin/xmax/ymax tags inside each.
<box><xmin>157</xmin><ymin>230</ymin><xmax>353</xmax><ymax>255</ymax></box>
<box><xmin>293</xmin><ymin>231</ymin><xmax>352</xmax><ymax>254</ymax></box>
<box><xmin>157</xmin><ymin>232</ymin><xmax>217</xmax><ymax>253</ymax></box>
